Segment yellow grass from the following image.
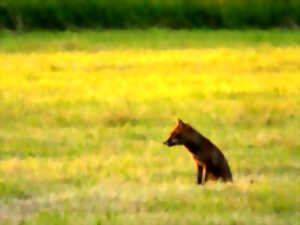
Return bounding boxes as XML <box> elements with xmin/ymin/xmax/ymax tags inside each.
<box><xmin>1</xmin><ymin>47</ymin><xmax>299</xmax><ymax>103</ymax></box>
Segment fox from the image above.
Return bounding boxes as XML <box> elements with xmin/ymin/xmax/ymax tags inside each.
<box><xmin>163</xmin><ymin>119</ymin><xmax>233</xmax><ymax>185</ymax></box>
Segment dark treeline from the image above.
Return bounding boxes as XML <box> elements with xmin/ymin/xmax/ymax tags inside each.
<box><xmin>0</xmin><ymin>0</ymin><xmax>299</xmax><ymax>30</ymax></box>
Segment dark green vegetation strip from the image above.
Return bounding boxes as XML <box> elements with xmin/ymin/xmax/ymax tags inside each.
<box><xmin>0</xmin><ymin>0</ymin><xmax>300</xmax><ymax>30</ymax></box>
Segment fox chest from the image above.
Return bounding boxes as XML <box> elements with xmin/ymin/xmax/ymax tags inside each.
<box><xmin>184</xmin><ymin>145</ymin><xmax>213</xmax><ymax>166</ymax></box>
<box><xmin>191</xmin><ymin>153</ymin><xmax>207</xmax><ymax>166</ymax></box>
<box><xmin>190</xmin><ymin>150</ymin><xmax>219</xmax><ymax>168</ymax></box>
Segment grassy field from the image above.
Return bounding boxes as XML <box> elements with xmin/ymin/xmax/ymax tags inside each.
<box><xmin>0</xmin><ymin>30</ymin><xmax>300</xmax><ymax>225</ymax></box>
<box><xmin>1</xmin><ymin>29</ymin><xmax>300</xmax><ymax>52</ymax></box>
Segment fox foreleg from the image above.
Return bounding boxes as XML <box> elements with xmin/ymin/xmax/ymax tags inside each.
<box><xmin>201</xmin><ymin>164</ymin><xmax>206</xmax><ymax>184</ymax></box>
<box><xmin>197</xmin><ymin>166</ymin><xmax>203</xmax><ymax>185</ymax></box>
<box><xmin>197</xmin><ymin>163</ymin><xmax>207</xmax><ymax>185</ymax></box>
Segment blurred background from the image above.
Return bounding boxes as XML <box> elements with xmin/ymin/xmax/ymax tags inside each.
<box><xmin>0</xmin><ymin>1</ymin><xmax>300</xmax><ymax>225</ymax></box>
<box><xmin>0</xmin><ymin>0</ymin><xmax>299</xmax><ymax>30</ymax></box>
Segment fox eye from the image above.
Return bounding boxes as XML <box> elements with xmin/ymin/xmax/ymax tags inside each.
<box><xmin>175</xmin><ymin>134</ymin><xmax>182</xmax><ymax>139</ymax></box>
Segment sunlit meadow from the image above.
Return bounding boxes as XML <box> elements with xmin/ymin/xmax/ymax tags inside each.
<box><xmin>0</xmin><ymin>30</ymin><xmax>299</xmax><ymax>225</ymax></box>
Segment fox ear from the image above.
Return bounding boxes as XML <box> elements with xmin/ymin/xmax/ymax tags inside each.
<box><xmin>177</xmin><ymin>118</ymin><xmax>184</xmax><ymax>125</ymax></box>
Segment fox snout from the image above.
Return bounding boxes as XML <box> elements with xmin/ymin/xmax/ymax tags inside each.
<box><xmin>163</xmin><ymin>140</ymin><xmax>171</xmax><ymax>146</ymax></box>
<box><xmin>163</xmin><ymin>138</ymin><xmax>178</xmax><ymax>147</ymax></box>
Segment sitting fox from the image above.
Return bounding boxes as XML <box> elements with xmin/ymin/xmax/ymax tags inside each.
<box><xmin>163</xmin><ymin>119</ymin><xmax>233</xmax><ymax>185</ymax></box>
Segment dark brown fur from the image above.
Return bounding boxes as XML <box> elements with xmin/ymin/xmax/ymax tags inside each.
<box><xmin>163</xmin><ymin>119</ymin><xmax>233</xmax><ymax>185</ymax></box>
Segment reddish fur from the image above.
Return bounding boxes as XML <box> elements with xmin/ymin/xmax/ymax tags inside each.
<box><xmin>164</xmin><ymin>119</ymin><xmax>233</xmax><ymax>185</ymax></box>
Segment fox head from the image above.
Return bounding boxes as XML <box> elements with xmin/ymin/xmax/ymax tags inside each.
<box><xmin>163</xmin><ymin>119</ymin><xmax>190</xmax><ymax>147</ymax></box>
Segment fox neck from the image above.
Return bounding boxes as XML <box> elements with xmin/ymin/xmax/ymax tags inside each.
<box><xmin>182</xmin><ymin>129</ymin><xmax>206</xmax><ymax>154</ymax></box>
<box><xmin>184</xmin><ymin>141</ymin><xmax>201</xmax><ymax>154</ymax></box>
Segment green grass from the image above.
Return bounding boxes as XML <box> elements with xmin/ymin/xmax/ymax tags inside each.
<box><xmin>1</xmin><ymin>29</ymin><xmax>300</xmax><ymax>52</ymax></box>
<box><xmin>0</xmin><ymin>30</ymin><xmax>299</xmax><ymax>225</ymax></box>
